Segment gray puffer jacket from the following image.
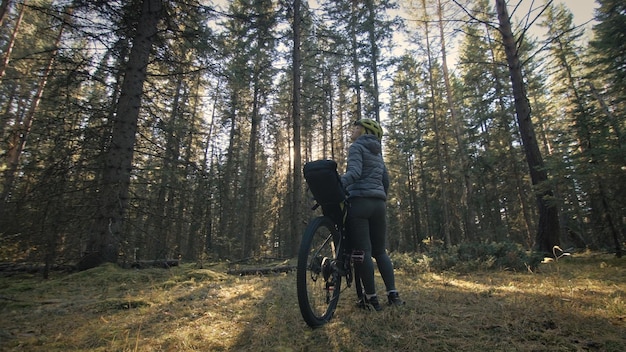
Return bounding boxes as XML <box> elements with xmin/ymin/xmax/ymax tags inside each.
<box><xmin>341</xmin><ymin>134</ymin><xmax>389</xmax><ymax>200</ymax></box>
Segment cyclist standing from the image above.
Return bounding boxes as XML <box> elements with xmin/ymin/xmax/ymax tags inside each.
<box><xmin>341</xmin><ymin>119</ymin><xmax>405</xmax><ymax>311</ymax></box>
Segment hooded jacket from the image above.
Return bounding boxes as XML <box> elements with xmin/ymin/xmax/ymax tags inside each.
<box><xmin>341</xmin><ymin>134</ymin><xmax>389</xmax><ymax>200</ymax></box>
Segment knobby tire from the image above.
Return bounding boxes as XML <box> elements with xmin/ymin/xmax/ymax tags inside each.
<box><xmin>296</xmin><ymin>216</ymin><xmax>342</xmax><ymax>328</ymax></box>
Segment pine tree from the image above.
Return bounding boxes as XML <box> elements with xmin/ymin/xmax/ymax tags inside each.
<box><xmin>386</xmin><ymin>54</ymin><xmax>429</xmax><ymax>251</ymax></box>
<box><xmin>87</xmin><ymin>0</ymin><xmax>163</xmax><ymax>265</ymax></box>
<box><xmin>495</xmin><ymin>0</ymin><xmax>560</xmax><ymax>254</ymax></box>
<box><xmin>586</xmin><ymin>0</ymin><xmax>625</xmax><ymax>256</ymax></box>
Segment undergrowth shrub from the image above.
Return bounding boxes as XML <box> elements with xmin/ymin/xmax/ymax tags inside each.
<box><xmin>457</xmin><ymin>241</ymin><xmax>533</xmax><ymax>271</ymax></box>
<box><xmin>388</xmin><ymin>252</ymin><xmax>433</xmax><ymax>274</ymax></box>
<box><xmin>391</xmin><ymin>241</ymin><xmax>540</xmax><ymax>273</ymax></box>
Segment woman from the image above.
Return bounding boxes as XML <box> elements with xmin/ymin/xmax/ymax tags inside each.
<box><xmin>341</xmin><ymin>118</ymin><xmax>405</xmax><ymax>311</ymax></box>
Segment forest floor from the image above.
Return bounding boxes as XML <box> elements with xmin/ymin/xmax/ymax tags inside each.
<box><xmin>0</xmin><ymin>252</ymin><xmax>624</xmax><ymax>351</ymax></box>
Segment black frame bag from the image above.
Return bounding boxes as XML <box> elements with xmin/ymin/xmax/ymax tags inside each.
<box><xmin>303</xmin><ymin>160</ymin><xmax>348</xmax><ymax>227</ymax></box>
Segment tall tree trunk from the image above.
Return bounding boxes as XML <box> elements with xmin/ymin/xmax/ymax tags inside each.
<box><xmin>421</xmin><ymin>0</ymin><xmax>451</xmax><ymax>248</ymax></box>
<box><xmin>183</xmin><ymin>73</ymin><xmax>203</xmax><ymax>261</ymax></box>
<box><xmin>291</xmin><ymin>0</ymin><xmax>303</xmax><ymax>256</ymax></box>
<box><xmin>437</xmin><ymin>0</ymin><xmax>475</xmax><ymax>241</ymax></box>
<box><xmin>336</xmin><ymin>67</ymin><xmax>348</xmax><ymax>167</ymax></box>
<box><xmin>242</xmin><ymin>75</ymin><xmax>261</xmax><ymax>258</ymax></box>
<box><xmin>0</xmin><ymin>0</ymin><xmax>24</xmax><ymax>80</ymax></box>
<box><xmin>200</xmin><ymin>77</ymin><xmax>220</xmax><ymax>257</ymax></box>
<box><xmin>220</xmin><ymin>99</ymin><xmax>239</xmax><ymax>257</ymax></box>
<box><xmin>150</xmin><ymin>77</ymin><xmax>183</xmax><ymax>260</ymax></box>
<box><xmin>0</xmin><ymin>0</ymin><xmax>10</xmax><ymax>28</ymax></box>
<box><xmin>406</xmin><ymin>157</ymin><xmax>421</xmax><ymax>251</ymax></box>
<box><xmin>364</xmin><ymin>0</ymin><xmax>380</xmax><ymax>122</ymax></box>
<box><xmin>0</xmin><ymin>3</ymin><xmax>62</xmax><ymax>217</ymax></box>
<box><xmin>495</xmin><ymin>0</ymin><xmax>560</xmax><ymax>254</ymax></box>
<box><xmin>414</xmin><ymin>112</ymin><xmax>432</xmax><ymax>245</ymax></box>
<box><xmin>86</xmin><ymin>0</ymin><xmax>162</xmax><ymax>265</ymax></box>
<box><xmin>0</xmin><ymin>1</ymin><xmax>26</xmax><ymax>205</ymax></box>
<box><xmin>321</xmin><ymin>67</ymin><xmax>330</xmax><ymax>158</ymax></box>
<box><xmin>350</xmin><ymin>0</ymin><xmax>362</xmax><ymax>120</ymax></box>
<box><xmin>484</xmin><ymin>24</ymin><xmax>533</xmax><ymax>246</ymax></box>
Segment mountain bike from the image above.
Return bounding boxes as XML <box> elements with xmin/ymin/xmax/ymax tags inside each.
<box><xmin>297</xmin><ymin>159</ymin><xmax>365</xmax><ymax>328</ymax></box>
<box><xmin>296</xmin><ymin>213</ymin><xmax>355</xmax><ymax>328</ymax></box>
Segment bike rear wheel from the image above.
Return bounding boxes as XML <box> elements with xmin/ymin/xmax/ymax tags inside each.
<box><xmin>297</xmin><ymin>216</ymin><xmax>342</xmax><ymax>328</ymax></box>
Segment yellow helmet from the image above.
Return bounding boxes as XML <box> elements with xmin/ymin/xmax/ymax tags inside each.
<box><xmin>355</xmin><ymin>119</ymin><xmax>383</xmax><ymax>140</ymax></box>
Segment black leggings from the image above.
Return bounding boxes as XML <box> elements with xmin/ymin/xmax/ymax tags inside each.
<box><xmin>345</xmin><ymin>197</ymin><xmax>396</xmax><ymax>296</ymax></box>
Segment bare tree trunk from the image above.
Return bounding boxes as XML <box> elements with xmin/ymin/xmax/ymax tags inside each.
<box><xmin>1</xmin><ymin>3</ymin><xmax>62</xmax><ymax>217</ymax></box>
<box><xmin>336</xmin><ymin>68</ymin><xmax>348</xmax><ymax>167</ymax></box>
<box><xmin>483</xmin><ymin>24</ymin><xmax>534</xmax><ymax>246</ymax></box>
<box><xmin>200</xmin><ymin>77</ymin><xmax>220</xmax><ymax>257</ymax></box>
<box><xmin>421</xmin><ymin>0</ymin><xmax>451</xmax><ymax>248</ymax></box>
<box><xmin>350</xmin><ymin>0</ymin><xmax>362</xmax><ymax>120</ymax></box>
<box><xmin>495</xmin><ymin>0</ymin><xmax>560</xmax><ymax>254</ymax></box>
<box><xmin>0</xmin><ymin>0</ymin><xmax>24</xmax><ymax>79</ymax></box>
<box><xmin>437</xmin><ymin>0</ymin><xmax>475</xmax><ymax>241</ymax></box>
<box><xmin>86</xmin><ymin>0</ymin><xmax>162</xmax><ymax>266</ymax></box>
<box><xmin>291</xmin><ymin>0</ymin><xmax>303</xmax><ymax>256</ymax></box>
<box><xmin>182</xmin><ymin>73</ymin><xmax>203</xmax><ymax>261</ymax></box>
<box><xmin>364</xmin><ymin>0</ymin><xmax>380</xmax><ymax>122</ymax></box>
<box><xmin>0</xmin><ymin>0</ymin><xmax>11</xmax><ymax>28</ymax></box>
<box><xmin>220</xmin><ymin>101</ymin><xmax>240</xmax><ymax>257</ymax></box>
<box><xmin>149</xmin><ymin>77</ymin><xmax>183</xmax><ymax>260</ymax></box>
<box><xmin>322</xmin><ymin>67</ymin><xmax>330</xmax><ymax>159</ymax></box>
<box><xmin>406</xmin><ymin>157</ymin><xmax>422</xmax><ymax>251</ymax></box>
<box><xmin>242</xmin><ymin>75</ymin><xmax>261</xmax><ymax>258</ymax></box>
<box><xmin>414</xmin><ymin>115</ymin><xmax>432</xmax><ymax>245</ymax></box>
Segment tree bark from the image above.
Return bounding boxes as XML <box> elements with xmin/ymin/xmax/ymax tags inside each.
<box><xmin>242</xmin><ymin>74</ymin><xmax>261</xmax><ymax>258</ymax></box>
<box><xmin>0</xmin><ymin>0</ymin><xmax>24</xmax><ymax>80</ymax></box>
<box><xmin>291</xmin><ymin>0</ymin><xmax>303</xmax><ymax>256</ymax></box>
<box><xmin>87</xmin><ymin>0</ymin><xmax>162</xmax><ymax>265</ymax></box>
<box><xmin>495</xmin><ymin>0</ymin><xmax>560</xmax><ymax>254</ymax></box>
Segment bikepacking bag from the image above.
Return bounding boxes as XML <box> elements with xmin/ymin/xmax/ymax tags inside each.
<box><xmin>303</xmin><ymin>159</ymin><xmax>348</xmax><ymax>227</ymax></box>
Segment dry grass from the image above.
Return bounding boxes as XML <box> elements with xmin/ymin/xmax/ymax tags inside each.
<box><xmin>0</xmin><ymin>252</ymin><xmax>624</xmax><ymax>351</ymax></box>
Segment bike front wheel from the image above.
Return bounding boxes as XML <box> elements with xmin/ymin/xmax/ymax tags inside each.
<box><xmin>297</xmin><ymin>216</ymin><xmax>342</xmax><ymax>328</ymax></box>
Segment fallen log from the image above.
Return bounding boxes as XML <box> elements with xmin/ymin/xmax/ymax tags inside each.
<box><xmin>227</xmin><ymin>265</ymin><xmax>295</xmax><ymax>276</ymax></box>
<box><xmin>130</xmin><ymin>259</ymin><xmax>180</xmax><ymax>269</ymax></box>
<box><xmin>0</xmin><ymin>262</ymin><xmax>76</xmax><ymax>276</ymax></box>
